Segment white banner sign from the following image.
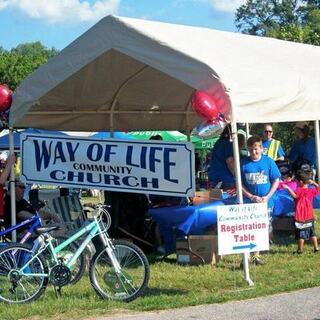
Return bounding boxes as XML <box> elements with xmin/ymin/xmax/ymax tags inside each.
<box><xmin>20</xmin><ymin>133</ymin><xmax>195</xmax><ymax>196</ymax></box>
<box><xmin>217</xmin><ymin>203</ymin><xmax>269</xmax><ymax>255</ymax></box>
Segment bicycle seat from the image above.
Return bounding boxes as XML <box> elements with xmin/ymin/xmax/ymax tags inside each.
<box><xmin>36</xmin><ymin>226</ymin><xmax>60</xmax><ymax>234</ymax></box>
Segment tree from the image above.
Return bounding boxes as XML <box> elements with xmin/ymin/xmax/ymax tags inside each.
<box><xmin>0</xmin><ymin>42</ymin><xmax>59</xmax><ymax>90</ymax></box>
<box><xmin>235</xmin><ymin>1</ymin><xmax>320</xmax><ymax>150</ymax></box>
<box><xmin>235</xmin><ymin>0</ymin><xmax>320</xmax><ymax>44</ymax></box>
<box><xmin>10</xmin><ymin>41</ymin><xmax>58</xmax><ymax>58</ymax></box>
<box><xmin>235</xmin><ymin>0</ymin><xmax>301</xmax><ymax>36</ymax></box>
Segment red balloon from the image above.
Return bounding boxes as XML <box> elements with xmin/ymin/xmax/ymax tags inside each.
<box><xmin>191</xmin><ymin>91</ymin><xmax>219</xmax><ymax>120</ymax></box>
<box><xmin>0</xmin><ymin>84</ymin><xmax>12</xmax><ymax>112</ymax></box>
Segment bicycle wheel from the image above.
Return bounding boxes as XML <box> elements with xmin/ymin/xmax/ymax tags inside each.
<box><xmin>0</xmin><ymin>243</ymin><xmax>48</xmax><ymax>304</ymax></box>
<box><xmin>50</xmin><ymin>236</ymin><xmax>86</xmax><ymax>285</ymax></box>
<box><xmin>89</xmin><ymin>239</ymin><xmax>150</xmax><ymax>302</ymax></box>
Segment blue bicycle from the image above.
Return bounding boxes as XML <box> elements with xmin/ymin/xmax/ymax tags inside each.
<box><xmin>0</xmin><ymin>214</ymin><xmax>86</xmax><ymax>285</ymax></box>
<box><xmin>0</xmin><ymin>215</ymin><xmax>42</xmax><ymax>245</ymax></box>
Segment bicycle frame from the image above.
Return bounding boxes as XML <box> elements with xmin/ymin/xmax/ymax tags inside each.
<box><xmin>18</xmin><ymin>209</ymin><xmax>121</xmax><ymax>277</ymax></box>
<box><xmin>0</xmin><ymin>214</ymin><xmax>41</xmax><ymax>244</ymax></box>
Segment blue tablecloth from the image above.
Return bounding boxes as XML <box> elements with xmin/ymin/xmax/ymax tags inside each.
<box><xmin>149</xmin><ymin>191</ymin><xmax>320</xmax><ymax>252</ymax></box>
<box><xmin>149</xmin><ymin>201</ymin><xmax>223</xmax><ymax>252</ymax></box>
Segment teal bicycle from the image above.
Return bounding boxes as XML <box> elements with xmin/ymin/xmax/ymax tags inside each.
<box><xmin>0</xmin><ymin>204</ymin><xmax>150</xmax><ymax>304</ymax></box>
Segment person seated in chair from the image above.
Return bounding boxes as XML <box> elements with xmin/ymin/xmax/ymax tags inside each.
<box><xmin>0</xmin><ymin>154</ymin><xmax>16</xmax><ymax>223</ymax></box>
<box><xmin>4</xmin><ymin>179</ymin><xmax>64</xmax><ymax>236</ymax></box>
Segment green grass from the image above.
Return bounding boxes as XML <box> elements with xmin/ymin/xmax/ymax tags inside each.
<box><xmin>1</xmin><ymin>210</ymin><xmax>320</xmax><ymax>320</ymax></box>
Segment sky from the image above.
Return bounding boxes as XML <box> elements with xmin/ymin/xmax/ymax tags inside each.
<box><xmin>0</xmin><ymin>0</ymin><xmax>245</xmax><ymax>51</ymax></box>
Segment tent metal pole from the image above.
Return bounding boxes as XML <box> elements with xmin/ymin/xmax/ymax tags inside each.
<box><xmin>9</xmin><ymin>128</ymin><xmax>16</xmax><ymax>241</ymax></box>
<box><xmin>185</xmin><ymin>99</ymin><xmax>192</xmax><ymax>142</ymax></box>
<box><xmin>245</xmin><ymin>123</ymin><xmax>250</xmax><ymax>139</ymax></box>
<box><xmin>230</xmin><ymin>121</ymin><xmax>253</xmax><ymax>286</ymax></box>
<box><xmin>230</xmin><ymin>99</ymin><xmax>253</xmax><ymax>286</ymax></box>
<box><xmin>109</xmin><ymin>66</ymin><xmax>149</xmax><ymax>135</ymax></box>
<box><xmin>314</xmin><ymin>120</ymin><xmax>320</xmax><ymax>184</ymax></box>
<box><xmin>28</xmin><ymin>109</ymin><xmax>196</xmax><ymax>115</ymax></box>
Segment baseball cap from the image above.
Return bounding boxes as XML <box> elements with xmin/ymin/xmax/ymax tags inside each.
<box><xmin>295</xmin><ymin>121</ymin><xmax>310</xmax><ymax>130</ymax></box>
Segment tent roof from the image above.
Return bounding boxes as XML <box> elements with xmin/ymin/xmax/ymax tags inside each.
<box><xmin>9</xmin><ymin>15</ymin><xmax>320</xmax><ymax>131</ymax></box>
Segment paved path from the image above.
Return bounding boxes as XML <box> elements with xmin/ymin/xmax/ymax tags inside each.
<box><xmin>93</xmin><ymin>287</ymin><xmax>320</xmax><ymax>320</ymax></box>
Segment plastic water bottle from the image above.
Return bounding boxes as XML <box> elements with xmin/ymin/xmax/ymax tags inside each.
<box><xmin>32</xmin><ymin>235</ymin><xmax>46</xmax><ymax>253</ymax></box>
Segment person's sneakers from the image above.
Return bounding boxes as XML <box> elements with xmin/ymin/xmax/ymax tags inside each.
<box><xmin>314</xmin><ymin>248</ymin><xmax>319</xmax><ymax>253</ymax></box>
<box><xmin>251</xmin><ymin>256</ymin><xmax>265</xmax><ymax>265</ymax></box>
<box><xmin>293</xmin><ymin>250</ymin><xmax>303</xmax><ymax>255</ymax></box>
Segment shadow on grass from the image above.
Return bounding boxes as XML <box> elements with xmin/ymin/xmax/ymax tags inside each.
<box><xmin>144</xmin><ymin>287</ymin><xmax>188</xmax><ymax>297</ymax></box>
<box><xmin>272</xmin><ymin>231</ymin><xmax>296</xmax><ymax>245</ymax></box>
<box><xmin>147</xmin><ymin>254</ymin><xmax>185</xmax><ymax>265</ymax></box>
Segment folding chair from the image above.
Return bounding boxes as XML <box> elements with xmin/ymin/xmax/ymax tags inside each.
<box><xmin>29</xmin><ymin>189</ymin><xmax>95</xmax><ymax>257</ymax></box>
<box><xmin>47</xmin><ymin>194</ymin><xmax>87</xmax><ymax>233</ymax></box>
<box><xmin>29</xmin><ymin>188</ymin><xmax>69</xmax><ymax>210</ymax></box>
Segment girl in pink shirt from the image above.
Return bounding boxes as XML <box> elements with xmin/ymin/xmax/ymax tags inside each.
<box><xmin>283</xmin><ymin>170</ymin><xmax>319</xmax><ymax>254</ymax></box>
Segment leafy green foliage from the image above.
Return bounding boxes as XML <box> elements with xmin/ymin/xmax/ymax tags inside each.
<box><xmin>0</xmin><ymin>42</ymin><xmax>58</xmax><ymax>90</ymax></box>
<box><xmin>235</xmin><ymin>1</ymin><xmax>319</xmax><ymax>152</ymax></box>
<box><xmin>235</xmin><ymin>0</ymin><xmax>320</xmax><ymax>45</ymax></box>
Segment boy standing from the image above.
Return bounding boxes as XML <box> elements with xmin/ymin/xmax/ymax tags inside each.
<box><xmin>241</xmin><ymin>136</ymin><xmax>281</xmax><ymax>265</ymax></box>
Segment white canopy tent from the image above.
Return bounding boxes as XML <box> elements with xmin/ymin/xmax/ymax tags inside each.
<box><xmin>9</xmin><ymin>15</ymin><xmax>320</xmax><ymax>130</ymax></box>
<box><xmin>7</xmin><ymin>15</ymin><xmax>320</xmax><ymax>284</ymax></box>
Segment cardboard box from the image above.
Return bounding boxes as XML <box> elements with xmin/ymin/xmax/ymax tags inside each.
<box><xmin>272</xmin><ymin>217</ymin><xmax>295</xmax><ymax>232</ymax></box>
<box><xmin>210</xmin><ymin>188</ymin><xmax>224</xmax><ymax>200</ymax></box>
<box><xmin>192</xmin><ymin>190</ymin><xmax>211</xmax><ymax>205</ymax></box>
<box><xmin>192</xmin><ymin>188</ymin><xmax>224</xmax><ymax>205</ymax></box>
<box><xmin>176</xmin><ymin>235</ymin><xmax>221</xmax><ymax>265</ymax></box>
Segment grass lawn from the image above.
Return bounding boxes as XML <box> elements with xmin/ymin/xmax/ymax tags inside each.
<box><xmin>1</xmin><ymin>205</ymin><xmax>320</xmax><ymax>320</ymax></box>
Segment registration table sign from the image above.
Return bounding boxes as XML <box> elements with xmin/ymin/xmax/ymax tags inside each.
<box><xmin>217</xmin><ymin>203</ymin><xmax>269</xmax><ymax>255</ymax></box>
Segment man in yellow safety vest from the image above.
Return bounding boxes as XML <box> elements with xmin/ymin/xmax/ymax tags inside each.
<box><xmin>262</xmin><ymin>124</ymin><xmax>285</xmax><ymax>161</ymax></box>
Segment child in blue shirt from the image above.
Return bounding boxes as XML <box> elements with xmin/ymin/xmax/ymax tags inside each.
<box><xmin>241</xmin><ymin>135</ymin><xmax>281</xmax><ymax>265</ymax></box>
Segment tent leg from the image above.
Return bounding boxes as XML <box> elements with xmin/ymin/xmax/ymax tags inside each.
<box><xmin>231</xmin><ymin>121</ymin><xmax>254</xmax><ymax>286</ymax></box>
<box><xmin>245</xmin><ymin>123</ymin><xmax>250</xmax><ymax>139</ymax></box>
<box><xmin>314</xmin><ymin>120</ymin><xmax>320</xmax><ymax>184</ymax></box>
<box><xmin>9</xmin><ymin>128</ymin><xmax>16</xmax><ymax>241</ymax></box>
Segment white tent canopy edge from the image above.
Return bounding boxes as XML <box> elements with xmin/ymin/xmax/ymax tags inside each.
<box><xmin>9</xmin><ymin>15</ymin><xmax>320</xmax><ymax>131</ymax></box>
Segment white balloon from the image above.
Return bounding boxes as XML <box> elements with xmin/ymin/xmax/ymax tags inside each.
<box><xmin>192</xmin><ymin>118</ymin><xmax>227</xmax><ymax>139</ymax></box>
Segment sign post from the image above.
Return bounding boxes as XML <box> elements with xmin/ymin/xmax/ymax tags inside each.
<box><xmin>217</xmin><ymin>203</ymin><xmax>269</xmax><ymax>271</ymax></box>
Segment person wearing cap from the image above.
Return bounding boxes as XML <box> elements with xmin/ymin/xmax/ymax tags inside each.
<box><xmin>262</xmin><ymin>124</ymin><xmax>285</xmax><ymax>161</ymax></box>
<box><xmin>288</xmin><ymin>122</ymin><xmax>316</xmax><ymax>171</ymax></box>
<box><xmin>4</xmin><ymin>179</ymin><xmax>63</xmax><ymax>234</ymax></box>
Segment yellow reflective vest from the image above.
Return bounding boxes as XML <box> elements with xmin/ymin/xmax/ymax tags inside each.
<box><xmin>267</xmin><ymin>139</ymin><xmax>281</xmax><ymax>160</ymax></box>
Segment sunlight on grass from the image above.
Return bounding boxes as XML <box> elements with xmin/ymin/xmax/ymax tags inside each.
<box><xmin>1</xmin><ymin>209</ymin><xmax>320</xmax><ymax>320</ymax></box>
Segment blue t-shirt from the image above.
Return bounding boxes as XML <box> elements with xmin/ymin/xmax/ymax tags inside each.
<box><xmin>262</xmin><ymin>139</ymin><xmax>285</xmax><ymax>159</ymax></box>
<box><xmin>288</xmin><ymin>137</ymin><xmax>316</xmax><ymax>168</ymax></box>
<box><xmin>208</xmin><ymin>137</ymin><xmax>234</xmax><ymax>185</ymax></box>
<box><xmin>241</xmin><ymin>155</ymin><xmax>281</xmax><ymax>198</ymax></box>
